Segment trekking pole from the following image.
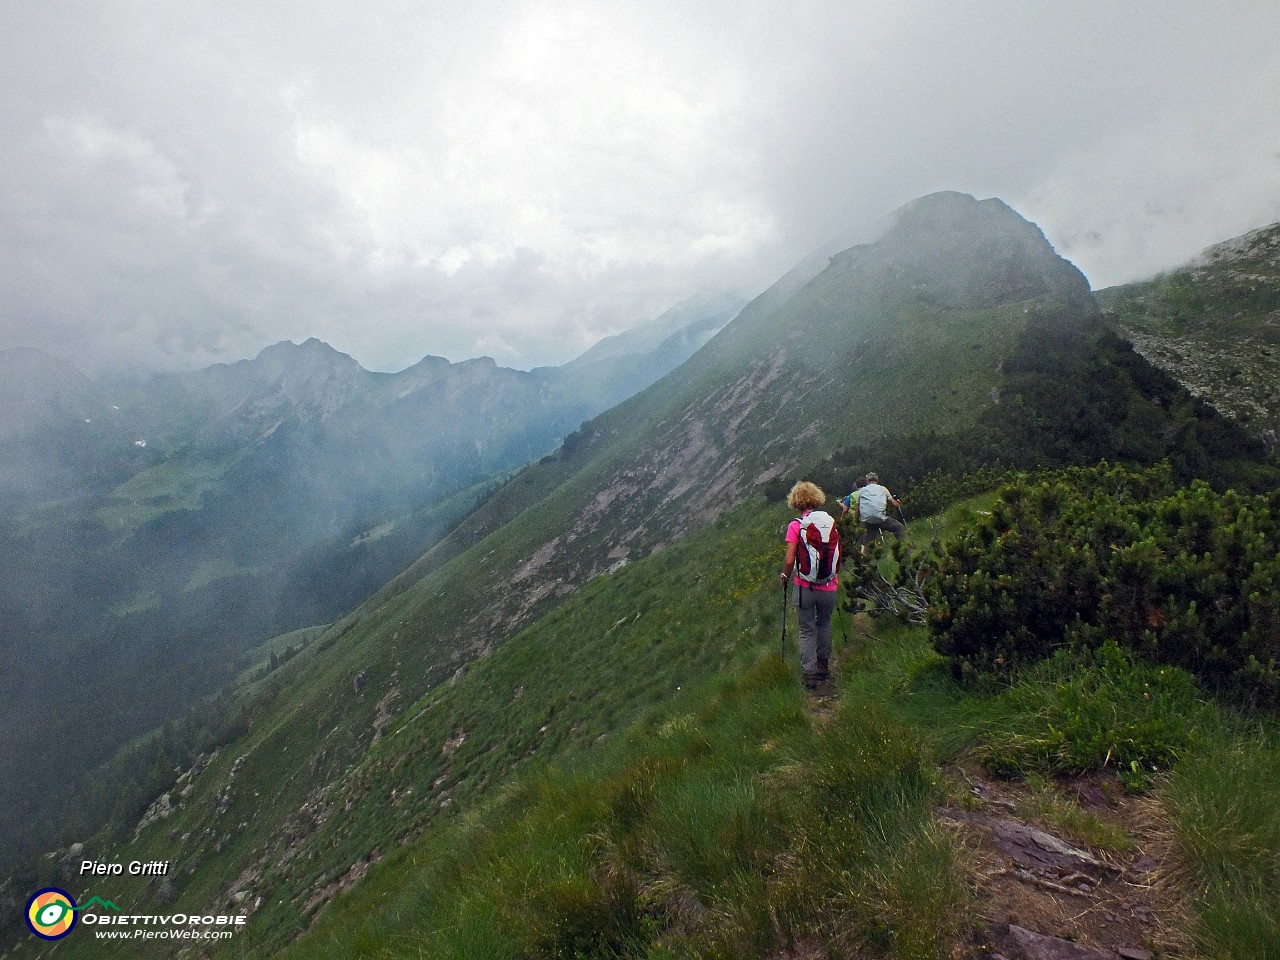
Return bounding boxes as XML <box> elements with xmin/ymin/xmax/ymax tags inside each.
<box><xmin>780</xmin><ymin>580</ymin><xmax>788</xmax><ymax>662</ymax></box>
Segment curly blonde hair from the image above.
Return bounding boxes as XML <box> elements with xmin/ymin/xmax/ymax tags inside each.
<box><xmin>787</xmin><ymin>481</ymin><xmax>826</xmax><ymax>512</ymax></box>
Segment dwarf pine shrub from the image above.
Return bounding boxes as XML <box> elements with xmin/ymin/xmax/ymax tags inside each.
<box><xmin>927</xmin><ymin>463</ymin><xmax>1280</xmax><ymax>705</ymax></box>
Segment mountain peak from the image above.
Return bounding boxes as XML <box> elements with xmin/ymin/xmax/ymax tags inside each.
<box><xmin>244</xmin><ymin>338</ymin><xmax>365</xmax><ymax>389</ymax></box>
<box><xmin>253</xmin><ymin>337</ymin><xmax>361</xmax><ymax>369</ymax></box>
<box><xmin>825</xmin><ymin>191</ymin><xmax>1095</xmax><ymax>314</ymax></box>
<box><xmin>563</xmin><ymin>289</ymin><xmax>744</xmax><ymax>370</ymax></box>
<box><xmin>882</xmin><ymin>191</ymin><xmax>1046</xmax><ymax>248</ymax></box>
<box><xmin>0</xmin><ymin>345</ymin><xmax>89</xmax><ymax>382</ymax></box>
<box><xmin>1191</xmin><ymin>220</ymin><xmax>1280</xmax><ymax>270</ymax></box>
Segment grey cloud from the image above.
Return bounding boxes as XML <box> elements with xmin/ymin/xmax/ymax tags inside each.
<box><xmin>2</xmin><ymin>1</ymin><xmax>1279</xmax><ymax>376</ymax></box>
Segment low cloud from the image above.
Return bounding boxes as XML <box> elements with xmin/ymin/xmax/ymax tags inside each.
<box><xmin>2</xmin><ymin>1</ymin><xmax>1278</xmax><ymax>375</ymax></box>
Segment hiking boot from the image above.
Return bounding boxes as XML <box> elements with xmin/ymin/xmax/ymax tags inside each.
<box><xmin>816</xmin><ymin>657</ymin><xmax>829</xmax><ymax>682</ymax></box>
<box><xmin>803</xmin><ymin>672</ymin><xmax>820</xmax><ymax>692</ymax></box>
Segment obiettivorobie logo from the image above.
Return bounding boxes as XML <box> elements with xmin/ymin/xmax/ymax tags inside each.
<box><xmin>25</xmin><ymin>889</ymin><xmax>121</xmax><ymax>941</ymax></box>
<box><xmin>25</xmin><ymin>885</ymin><xmax>248</xmax><ymax>944</ymax></box>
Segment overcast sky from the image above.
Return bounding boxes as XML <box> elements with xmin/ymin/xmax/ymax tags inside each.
<box><xmin>2</xmin><ymin>1</ymin><xmax>1278</xmax><ymax>376</ymax></box>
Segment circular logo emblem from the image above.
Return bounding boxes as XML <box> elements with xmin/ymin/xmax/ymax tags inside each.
<box><xmin>26</xmin><ymin>888</ymin><xmax>78</xmax><ymax>940</ymax></box>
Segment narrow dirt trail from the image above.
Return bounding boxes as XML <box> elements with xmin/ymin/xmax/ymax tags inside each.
<box><xmin>804</xmin><ymin>616</ymin><xmax>1194</xmax><ymax>960</ymax></box>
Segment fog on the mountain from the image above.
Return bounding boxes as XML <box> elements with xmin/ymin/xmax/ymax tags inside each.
<box><xmin>1</xmin><ymin>1</ymin><xmax>1278</xmax><ymax>376</ymax></box>
<box><xmin>0</xmin><ymin>290</ymin><xmax>743</xmax><ymax>872</ymax></box>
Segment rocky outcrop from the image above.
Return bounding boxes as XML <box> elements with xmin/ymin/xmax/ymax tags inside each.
<box><xmin>938</xmin><ymin>807</ymin><xmax>1119</xmax><ymax>885</ymax></box>
<box><xmin>1100</xmin><ymin>220</ymin><xmax>1280</xmax><ymax>441</ymax></box>
<box><xmin>1000</xmin><ymin>924</ymin><xmax>1151</xmax><ymax>960</ymax></box>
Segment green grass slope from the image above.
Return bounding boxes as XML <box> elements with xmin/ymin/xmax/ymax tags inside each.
<box><xmin>252</xmin><ymin>496</ymin><xmax>1277</xmax><ymax>959</ymax></box>
<box><xmin>14</xmin><ymin>449</ymin><xmax>1277</xmax><ymax>957</ymax></box>
<box><xmin>29</xmin><ymin>498</ymin><xmax>797</xmax><ymax>958</ymax></box>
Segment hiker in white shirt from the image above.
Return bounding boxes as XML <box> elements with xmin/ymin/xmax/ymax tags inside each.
<box><xmin>856</xmin><ymin>472</ymin><xmax>904</xmax><ymax>553</ymax></box>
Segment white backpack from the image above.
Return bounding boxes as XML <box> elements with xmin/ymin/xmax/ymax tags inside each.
<box><xmin>795</xmin><ymin>511</ymin><xmax>841</xmax><ymax>586</ymax></box>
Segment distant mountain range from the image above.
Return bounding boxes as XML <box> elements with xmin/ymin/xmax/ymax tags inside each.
<box><xmin>0</xmin><ymin>288</ymin><xmax>743</xmax><ymax>872</ymax></box>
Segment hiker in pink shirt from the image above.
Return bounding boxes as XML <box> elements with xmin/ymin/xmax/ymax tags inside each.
<box><xmin>779</xmin><ymin>481</ymin><xmax>841</xmax><ymax>691</ymax></box>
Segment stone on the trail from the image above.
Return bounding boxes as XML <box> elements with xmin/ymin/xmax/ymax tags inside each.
<box><xmin>1007</xmin><ymin>925</ymin><xmax>1114</xmax><ymax>960</ymax></box>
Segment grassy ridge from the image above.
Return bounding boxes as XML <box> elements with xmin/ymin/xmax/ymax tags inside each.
<box><xmin>279</xmin><ymin>494</ymin><xmax>1280</xmax><ymax>960</ymax></box>
<box><xmin>26</xmin><ymin>482</ymin><xmax>1279</xmax><ymax>959</ymax></box>
<box><xmin>285</xmin><ymin>657</ymin><xmax>963</xmax><ymax>960</ymax></box>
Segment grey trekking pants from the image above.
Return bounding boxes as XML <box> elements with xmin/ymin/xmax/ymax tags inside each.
<box><xmin>861</xmin><ymin>516</ymin><xmax>905</xmax><ymax>547</ymax></box>
<box><xmin>794</xmin><ymin>585</ymin><xmax>837</xmax><ymax>675</ymax></box>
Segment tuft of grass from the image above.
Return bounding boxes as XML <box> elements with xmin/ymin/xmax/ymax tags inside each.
<box><xmin>976</xmin><ymin>642</ymin><xmax>1212</xmax><ymax>788</ymax></box>
<box><xmin>857</xmin><ymin>823</ymin><xmax>967</xmax><ymax>960</ymax></box>
<box><xmin>1167</xmin><ymin>723</ymin><xmax>1280</xmax><ymax>960</ymax></box>
<box><xmin>802</xmin><ymin>702</ymin><xmax>965</xmax><ymax>960</ymax></box>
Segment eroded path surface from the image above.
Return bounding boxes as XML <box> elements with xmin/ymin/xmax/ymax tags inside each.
<box><xmin>940</xmin><ymin>767</ymin><xmax>1190</xmax><ymax>960</ymax></box>
<box><xmin>799</xmin><ymin>617</ymin><xmax>1193</xmax><ymax>960</ymax></box>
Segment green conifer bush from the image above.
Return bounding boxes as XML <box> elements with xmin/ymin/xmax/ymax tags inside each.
<box><xmin>927</xmin><ymin>463</ymin><xmax>1280</xmax><ymax>705</ymax></box>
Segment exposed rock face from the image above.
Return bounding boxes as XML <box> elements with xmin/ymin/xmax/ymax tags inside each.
<box><xmin>1099</xmin><ymin>220</ymin><xmax>1280</xmax><ymax>441</ymax></box>
<box><xmin>940</xmin><ymin>766</ymin><xmax>1182</xmax><ymax>960</ymax></box>
<box><xmin>1005</xmin><ymin>924</ymin><xmax>1121</xmax><ymax>960</ymax></box>
<box><xmin>1122</xmin><ymin>328</ymin><xmax>1280</xmax><ymax>435</ymax></box>
<box><xmin>134</xmin><ymin>792</ymin><xmax>176</xmax><ymax>836</ymax></box>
